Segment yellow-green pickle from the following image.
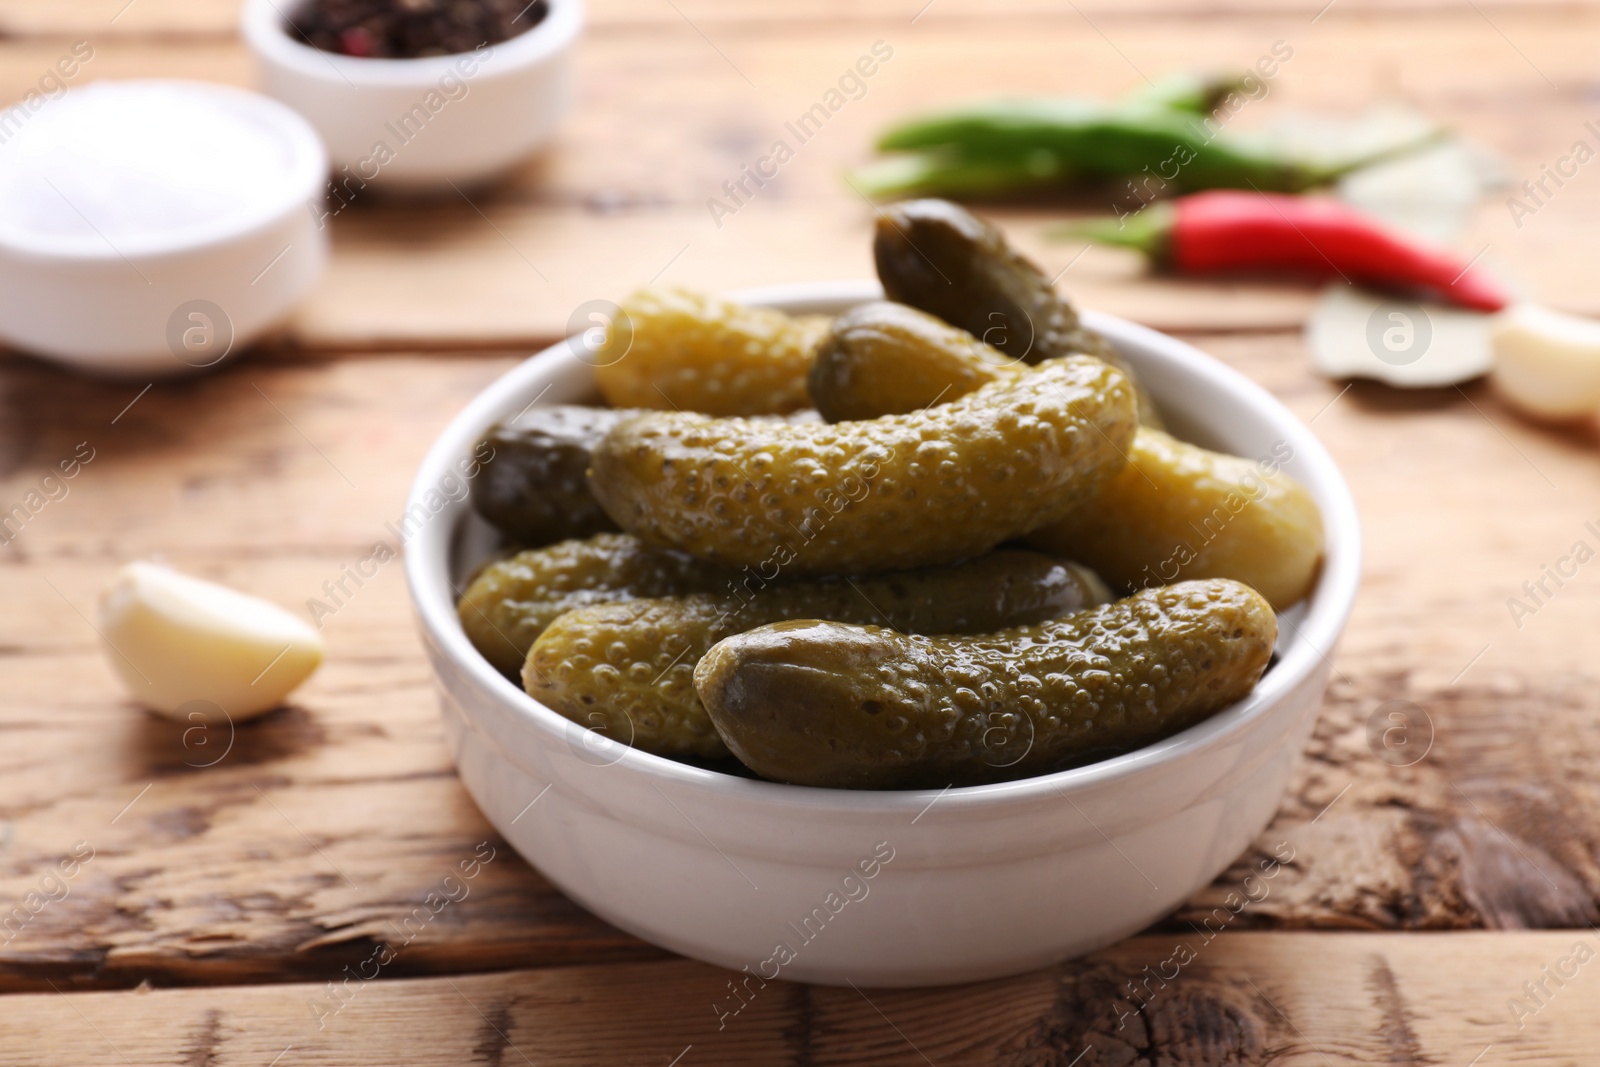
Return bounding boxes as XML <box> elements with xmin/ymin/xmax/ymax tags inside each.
<box><xmin>806</xmin><ymin>305</ymin><xmax>1323</xmax><ymax>608</ymax></box>
<box><xmin>1027</xmin><ymin>428</ymin><xmax>1324</xmax><ymax>609</ymax></box>
<box><xmin>526</xmin><ymin>551</ymin><xmax>1111</xmax><ymax>758</ymax></box>
<box><xmin>695</xmin><ymin>578</ymin><xmax>1277</xmax><ymax>789</ymax></box>
<box><xmin>808</xmin><ymin>301</ymin><xmax>1019</xmax><ymax>423</ymax></box>
<box><xmin>449</xmin><ymin>199</ymin><xmax>1318</xmax><ymax>790</ymax></box>
<box><xmin>593</xmin><ymin>288</ymin><xmax>829</xmax><ymax>416</ymax></box>
<box><xmin>457</xmin><ymin>533</ymin><xmax>731</xmax><ymax>676</ymax></box>
<box><xmin>588</xmin><ymin>356</ymin><xmax>1138</xmax><ymax>576</ymax></box>
<box><xmin>872</xmin><ymin>198</ymin><xmax>1163</xmax><ymax>426</ymax></box>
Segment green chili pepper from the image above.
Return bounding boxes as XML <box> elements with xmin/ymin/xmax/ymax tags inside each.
<box><xmin>850</xmin><ymin>146</ymin><xmax>1076</xmax><ymax>199</ymax></box>
<box><xmin>1117</xmin><ymin>72</ymin><xmax>1251</xmax><ymax>116</ymax></box>
<box><xmin>852</xmin><ymin>75</ymin><xmax>1443</xmax><ymax>200</ymax></box>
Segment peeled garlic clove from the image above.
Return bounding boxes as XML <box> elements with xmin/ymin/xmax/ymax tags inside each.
<box><xmin>99</xmin><ymin>562</ymin><xmax>323</xmax><ymax>722</ymax></box>
<box><xmin>1490</xmin><ymin>303</ymin><xmax>1600</xmax><ymax>420</ymax></box>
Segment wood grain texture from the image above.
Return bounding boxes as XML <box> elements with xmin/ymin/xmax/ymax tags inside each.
<box><xmin>4</xmin><ymin>933</ymin><xmax>1598</xmax><ymax>1065</ymax></box>
<box><xmin>2</xmin><ymin>2</ymin><xmax>1599</xmax><ymax>1061</ymax></box>
<box><xmin>0</xmin><ymin>5</ymin><xmax>1596</xmax><ymax>349</ymax></box>
<box><xmin>5</xmin><ymin>328</ymin><xmax>1600</xmax><ymax>992</ymax></box>
<box><xmin>0</xmin><ymin>0</ymin><xmax>1587</xmax><ymax>38</ymax></box>
<box><xmin>0</xmin><ymin>354</ymin><xmax>666</xmax><ymax>992</ymax></box>
<box><xmin>1175</xmin><ymin>338</ymin><xmax>1600</xmax><ymax>935</ymax></box>
<box><xmin>273</xmin><ymin>1</ymin><xmax>1600</xmax><ymax>345</ymax></box>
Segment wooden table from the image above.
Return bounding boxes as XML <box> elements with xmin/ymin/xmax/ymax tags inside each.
<box><xmin>5</xmin><ymin>1</ymin><xmax>1600</xmax><ymax>1062</ymax></box>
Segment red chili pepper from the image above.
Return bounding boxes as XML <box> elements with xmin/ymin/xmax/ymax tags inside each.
<box><xmin>1062</xmin><ymin>190</ymin><xmax>1508</xmax><ymax>312</ymax></box>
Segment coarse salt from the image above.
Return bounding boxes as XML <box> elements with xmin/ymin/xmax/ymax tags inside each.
<box><xmin>0</xmin><ymin>81</ymin><xmax>303</xmax><ymax>253</ymax></box>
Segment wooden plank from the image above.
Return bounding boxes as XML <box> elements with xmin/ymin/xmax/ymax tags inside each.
<box><xmin>0</xmin><ymin>0</ymin><xmax>235</xmax><ymax>38</ymax></box>
<box><xmin>2</xmin><ymin>0</ymin><xmax>1599</xmax><ymax>998</ymax></box>
<box><xmin>5</xmin><ymin>330</ymin><xmax>1600</xmax><ymax>989</ymax></box>
<box><xmin>289</xmin><ymin>4</ymin><xmax>1600</xmax><ymax>345</ymax></box>
<box><xmin>0</xmin><ymin>353</ymin><xmax>668</xmax><ymax>992</ymax></box>
<box><xmin>3</xmin><ymin>933</ymin><xmax>1598</xmax><ymax>1065</ymax></box>
<box><xmin>0</xmin><ymin>6</ymin><xmax>1595</xmax><ymax>350</ymax></box>
<box><xmin>1171</xmin><ymin>337</ymin><xmax>1600</xmax><ymax>932</ymax></box>
<box><xmin>0</xmin><ymin>0</ymin><xmax>1588</xmax><ymax>40</ymax></box>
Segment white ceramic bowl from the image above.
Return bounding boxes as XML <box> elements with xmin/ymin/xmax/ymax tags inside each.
<box><xmin>242</xmin><ymin>0</ymin><xmax>582</xmax><ymax>190</ymax></box>
<box><xmin>404</xmin><ymin>282</ymin><xmax>1361</xmax><ymax>987</ymax></box>
<box><xmin>0</xmin><ymin>81</ymin><xmax>327</xmax><ymax>377</ymax></box>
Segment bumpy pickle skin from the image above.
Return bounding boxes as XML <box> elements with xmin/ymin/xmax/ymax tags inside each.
<box><xmin>525</xmin><ymin>551</ymin><xmax>1112</xmax><ymax>758</ymax></box>
<box><xmin>696</xmin><ymin>578</ymin><xmax>1277</xmax><ymax>789</ymax></box>
<box><xmin>872</xmin><ymin>199</ymin><xmax>1162</xmax><ymax>426</ymax></box>
<box><xmin>808</xmin><ymin>302</ymin><xmax>1021</xmax><ymax>423</ymax></box>
<box><xmin>588</xmin><ymin>356</ymin><xmax>1139</xmax><ymax>577</ymax></box>
<box><xmin>457</xmin><ymin>533</ymin><xmax>732</xmax><ymax>676</ymax></box>
<box><xmin>806</xmin><ymin>321</ymin><xmax>1324</xmax><ymax>608</ymax></box>
<box><xmin>475</xmin><ymin>406</ymin><xmax>825</xmax><ymax>549</ymax></box>
<box><xmin>1026</xmin><ymin>428</ymin><xmax>1324</xmax><ymax>610</ymax></box>
<box><xmin>809</xmin><ymin>300</ymin><xmax>1024</xmax><ymax>420</ymax></box>
<box><xmin>592</xmin><ymin>288</ymin><xmax>830</xmax><ymax>416</ymax></box>
<box><xmin>472</xmin><ymin>405</ymin><xmax>626</xmax><ymax>547</ymax></box>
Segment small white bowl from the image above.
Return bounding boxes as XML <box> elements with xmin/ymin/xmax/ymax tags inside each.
<box><xmin>242</xmin><ymin>0</ymin><xmax>582</xmax><ymax>190</ymax></box>
<box><xmin>404</xmin><ymin>282</ymin><xmax>1362</xmax><ymax>987</ymax></box>
<box><xmin>0</xmin><ymin>80</ymin><xmax>327</xmax><ymax>377</ymax></box>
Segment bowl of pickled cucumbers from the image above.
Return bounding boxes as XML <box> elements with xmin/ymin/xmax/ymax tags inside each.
<box><xmin>404</xmin><ymin>199</ymin><xmax>1360</xmax><ymax>985</ymax></box>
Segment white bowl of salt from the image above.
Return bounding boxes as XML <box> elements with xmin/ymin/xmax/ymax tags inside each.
<box><xmin>0</xmin><ymin>80</ymin><xmax>328</xmax><ymax>376</ymax></box>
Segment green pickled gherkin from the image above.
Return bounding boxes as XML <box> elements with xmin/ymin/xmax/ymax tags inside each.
<box><xmin>807</xmin><ymin>302</ymin><xmax>1019</xmax><ymax>423</ymax></box>
<box><xmin>457</xmin><ymin>533</ymin><xmax>733</xmax><ymax>676</ymax></box>
<box><xmin>593</xmin><ymin>288</ymin><xmax>829</xmax><ymax>416</ymax></box>
<box><xmin>525</xmin><ymin>551</ymin><xmax>1111</xmax><ymax>758</ymax></box>
<box><xmin>472</xmin><ymin>405</ymin><xmax>626</xmax><ymax>547</ymax></box>
<box><xmin>872</xmin><ymin>199</ymin><xmax>1163</xmax><ymax>426</ymax></box>
<box><xmin>806</xmin><ymin>310</ymin><xmax>1324</xmax><ymax>608</ymax></box>
<box><xmin>808</xmin><ymin>297</ymin><xmax>1022</xmax><ymax>418</ymax></box>
<box><xmin>588</xmin><ymin>356</ymin><xmax>1139</xmax><ymax>577</ymax></box>
<box><xmin>1027</xmin><ymin>427</ymin><xmax>1324</xmax><ymax>609</ymax></box>
<box><xmin>473</xmin><ymin>405</ymin><xmax>825</xmax><ymax>550</ymax></box>
<box><xmin>695</xmin><ymin>578</ymin><xmax>1277</xmax><ymax>789</ymax></box>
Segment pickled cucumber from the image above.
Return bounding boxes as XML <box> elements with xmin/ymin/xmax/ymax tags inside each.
<box><xmin>872</xmin><ymin>198</ymin><xmax>1162</xmax><ymax>426</ymax></box>
<box><xmin>593</xmin><ymin>288</ymin><xmax>830</xmax><ymax>416</ymax></box>
<box><xmin>457</xmin><ymin>533</ymin><xmax>733</xmax><ymax>676</ymax></box>
<box><xmin>526</xmin><ymin>551</ymin><xmax>1111</xmax><ymax>758</ymax></box>
<box><xmin>807</xmin><ymin>318</ymin><xmax>1324</xmax><ymax>608</ymax></box>
<box><xmin>474</xmin><ymin>405</ymin><xmax>826</xmax><ymax>549</ymax></box>
<box><xmin>808</xmin><ymin>302</ymin><xmax>1019</xmax><ymax>423</ymax></box>
<box><xmin>1027</xmin><ymin>428</ymin><xmax>1324</xmax><ymax>609</ymax></box>
<box><xmin>808</xmin><ymin>296</ymin><xmax>1022</xmax><ymax>419</ymax></box>
<box><xmin>588</xmin><ymin>356</ymin><xmax>1138</xmax><ymax>576</ymax></box>
<box><xmin>696</xmin><ymin>578</ymin><xmax>1277</xmax><ymax>788</ymax></box>
<box><xmin>472</xmin><ymin>405</ymin><xmax>625</xmax><ymax>546</ymax></box>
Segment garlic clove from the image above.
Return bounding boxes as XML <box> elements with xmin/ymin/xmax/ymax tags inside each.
<box><xmin>1490</xmin><ymin>303</ymin><xmax>1600</xmax><ymax>420</ymax></box>
<box><xmin>98</xmin><ymin>561</ymin><xmax>323</xmax><ymax>722</ymax></box>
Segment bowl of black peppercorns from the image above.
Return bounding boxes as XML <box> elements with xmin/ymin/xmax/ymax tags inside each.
<box><xmin>242</xmin><ymin>0</ymin><xmax>581</xmax><ymax>192</ymax></box>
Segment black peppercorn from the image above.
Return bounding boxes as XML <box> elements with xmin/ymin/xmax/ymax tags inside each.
<box><xmin>287</xmin><ymin>0</ymin><xmax>550</xmax><ymax>59</ymax></box>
